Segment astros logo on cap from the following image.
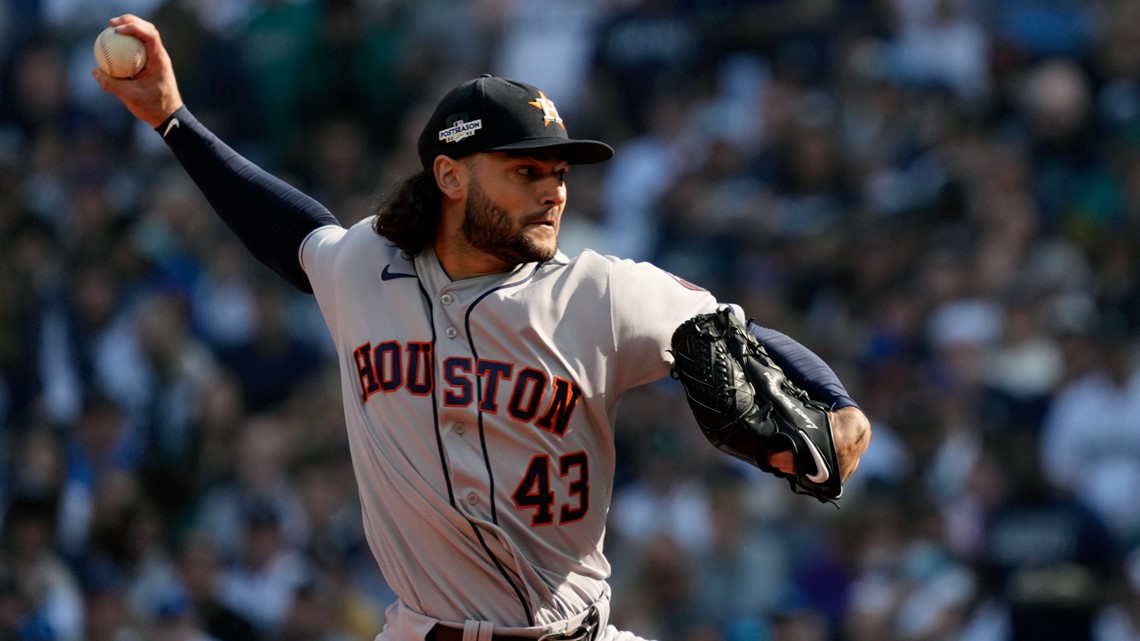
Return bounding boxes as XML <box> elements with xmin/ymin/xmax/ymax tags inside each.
<box><xmin>528</xmin><ymin>91</ymin><xmax>564</xmax><ymax>129</ymax></box>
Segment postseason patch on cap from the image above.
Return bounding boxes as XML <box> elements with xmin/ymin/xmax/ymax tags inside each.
<box><xmin>439</xmin><ymin>119</ymin><xmax>482</xmax><ymax>144</ymax></box>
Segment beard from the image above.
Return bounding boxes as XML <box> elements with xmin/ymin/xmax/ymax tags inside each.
<box><xmin>462</xmin><ymin>179</ymin><xmax>558</xmax><ymax>265</ymax></box>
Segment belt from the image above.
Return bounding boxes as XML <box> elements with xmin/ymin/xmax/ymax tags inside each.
<box><xmin>427</xmin><ymin>607</ymin><xmax>599</xmax><ymax>641</ymax></box>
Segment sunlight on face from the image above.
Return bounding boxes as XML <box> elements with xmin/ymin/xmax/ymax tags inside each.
<box><xmin>462</xmin><ymin>177</ymin><xmax>558</xmax><ymax>264</ymax></box>
<box><xmin>459</xmin><ymin>152</ymin><xmax>568</xmax><ymax>266</ymax></box>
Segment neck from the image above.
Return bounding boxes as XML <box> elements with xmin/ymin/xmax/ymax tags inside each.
<box><xmin>433</xmin><ymin>234</ymin><xmax>513</xmax><ymax>281</ymax></box>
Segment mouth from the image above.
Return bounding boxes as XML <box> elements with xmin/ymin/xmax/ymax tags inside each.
<box><xmin>525</xmin><ymin>213</ymin><xmax>557</xmax><ymax>228</ymax></box>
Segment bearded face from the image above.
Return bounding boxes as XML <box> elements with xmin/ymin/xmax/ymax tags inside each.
<box><xmin>462</xmin><ymin>176</ymin><xmax>559</xmax><ymax>265</ymax></box>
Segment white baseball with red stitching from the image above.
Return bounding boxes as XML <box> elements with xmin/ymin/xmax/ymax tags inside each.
<box><xmin>93</xmin><ymin>27</ymin><xmax>147</xmax><ymax>79</ymax></box>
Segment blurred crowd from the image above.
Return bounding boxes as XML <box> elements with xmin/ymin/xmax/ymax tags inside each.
<box><xmin>2</xmin><ymin>0</ymin><xmax>1140</xmax><ymax>640</ymax></box>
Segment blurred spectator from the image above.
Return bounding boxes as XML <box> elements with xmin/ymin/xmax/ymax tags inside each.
<box><xmin>609</xmin><ymin>535</ymin><xmax>703</xmax><ymax>641</ymax></box>
<box><xmin>143</xmin><ymin>580</ymin><xmax>215</xmax><ymax>641</ymax></box>
<box><xmin>77</xmin><ymin>558</ymin><xmax>144</xmax><ymax>641</ymax></box>
<box><xmin>186</xmin><ymin>372</ymin><xmax>248</xmax><ymax>493</ymax></box>
<box><xmin>217</xmin><ymin>501</ymin><xmax>312</xmax><ymax>637</ymax></box>
<box><xmin>42</xmin><ymin>258</ymin><xmax>146</xmax><ymax>428</ymax></box>
<box><xmin>487</xmin><ymin>0</ymin><xmax>603</xmax><ymax>120</ymax></box>
<box><xmin>132</xmin><ymin>290</ymin><xmax>220</xmax><ymax>461</ymax></box>
<box><xmin>608</xmin><ymin>413</ymin><xmax>716</xmax><ymax>559</ymax></box>
<box><xmin>98</xmin><ymin>499</ymin><xmax>180</xmax><ymax>625</ymax></box>
<box><xmin>600</xmin><ymin>93</ymin><xmax>702</xmax><ymax>261</ymax></box>
<box><xmin>1096</xmin><ymin>547</ymin><xmax>1140</xmax><ymax>641</ymax></box>
<box><xmin>590</xmin><ymin>0</ymin><xmax>707</xmax><ymax>141</ymax></box>
<box><xmin>0</xmin><ymin>216</ymin><xmax>56</xmax><ymax>427</ymax></box>
<box><xmin>305</xmin><ymin>556</ymin><xmax>386</xmax><ymax>641</ymax></box>
<box><xmin>973</xmin><ymin>432</ymin><xmax>1120</xmax><ymax>641</ymax></box>
<box><xmin>1039</xmin><ymin>308</ymin><xmax>1140</xmax><ymax>542</ymax></box>
<box><xmin>692</xmin><ymin>482</ymin><xmax>792</xmax><ymax>632</ymax></box>
<box><xmin>57</xmin><ymin>391</ymin><xmax>140</xmax><ymax>559</ymax></box>
<box><xmin>770</xmin><ymin>605</ymin><xmax>829</xmax><ymax>641</ymax></box>
<box><xmin>293</xmin><ymin>450</ymin><xmax>368</xmax><ymax>573</ymax></box>
<box><xmin>298</xmin><ymin>116</ymin><xmax>382</xmax><ymax>227</ymax></box>
<box><xmin>175</xmin><ymin>531</ymin><xmax>258</xmax><ymax>641</ymax></box>
<box><xmin>233</xmin><ymin>0</ymin><xmax>324</xmax><ymax>166</ymax></box>
<box><xmin>272</xmin><ymin>576</ymin><xmax>356</xmax><ymax>641</ymax></box>
<box><xmin>214</xmin><ymin>281</ymin><xmax>324</xmax><ymax>413</ymax></box>
<box><xmin>0</xmin><ymin>494</ymin><xmax>83</xmax><ymax>641</ymax></box>
<box><xmin>1015</xmin><ymin>57</ymin><xmax>1114</xmax><ymax>238</ymax></box>
<box><xmin>193</xmin><ymin>414</ymin><xmax>308</xmax><ymax>562</ymax></box>
<box><xmin>885</xmin><ymin>0</ymin><xmax>991</xmax><ymax>100</ymax></box>
<box><xmin>0</xmin><ymin>37</ymin><xmax>81</xmax><ymax>145</ymax></box>
<box><xmin>979</xmin><ymin>290</ymin><xmax>1064</xmax><ymax>434</ymax></box>
<box><xmin>986</xmin><ymin>0</ymin><xmax>1098</xmax><ymax>62</ymax></box>
<box><xmin>145</xmin><ymin>0</ymin><xmax>261</xmax><ymax>154</ymax></box>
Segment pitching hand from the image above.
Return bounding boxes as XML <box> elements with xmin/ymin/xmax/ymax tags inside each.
<box><xmin>91</xmin><ymin>15</ymin><xmax>183</xmax><ymax>128</ymax></box>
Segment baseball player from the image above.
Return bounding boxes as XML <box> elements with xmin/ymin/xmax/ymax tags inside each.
<box><xmin>94</xmin><ymin>14</ymin><xmax>870</xmax><ymax>641</ymax></box>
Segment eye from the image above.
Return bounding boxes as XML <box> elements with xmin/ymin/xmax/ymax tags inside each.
<box><xmin>555</xmin><ymin>168</ymin><xmax>569</xmax><ymax>181</ymax></box>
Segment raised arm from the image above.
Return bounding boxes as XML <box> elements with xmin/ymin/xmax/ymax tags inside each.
<box><xmin>92</xmin><ymin>15</ymin><xmax>340</xmax><ymax>292</ymax></box>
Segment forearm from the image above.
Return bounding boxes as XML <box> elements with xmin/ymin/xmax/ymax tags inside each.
<box><xmin>747</xmin><ymin>323</ymin><xmax>857</xmax><ymax>410</ymax></box>
<box><xmin>156</xmin><ymin>107</ymin><xmax>340</xmax><ymax>292</ymax></box>
<box><xmin>746</xmin><ymin>323</ymin><xmax>869</xmax><ymax>480</ymax></box>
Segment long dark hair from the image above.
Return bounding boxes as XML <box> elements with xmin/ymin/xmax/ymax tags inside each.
<box><xmin>371</xmin><ymin>169</ymin><xmax>441</xmax><ymax>256</ymax></box>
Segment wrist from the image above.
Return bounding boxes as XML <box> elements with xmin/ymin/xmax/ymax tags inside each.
<box><xmin>155</xmin><ymin>105</ymin><xmax>188</xmax><ymax>138</ymax></box>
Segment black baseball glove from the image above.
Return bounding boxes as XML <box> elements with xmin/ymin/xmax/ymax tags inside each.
<box><xmin>669</xmin><ymin>308</ymin><xmax>843</xmax><ymax>503</ymax></box>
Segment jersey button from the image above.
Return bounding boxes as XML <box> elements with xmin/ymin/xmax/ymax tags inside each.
<box><xmin>466</xmin><ymin>492</ymin><xmax>479</xmax><ymax>505</ymax></box>
<box><xmin>453</xmin><ymin>422</ymin><xmax>465</xmax><ymax>434</ymax></box>
<box><xmin>445</xmin><ymin>327</ymin><xmax>458</xmax><ymax>339</ymax></box>
<box><xmin>441</xmin><ymin>293</ymin><xmax>454</xmax><ymax>305</ymax></box>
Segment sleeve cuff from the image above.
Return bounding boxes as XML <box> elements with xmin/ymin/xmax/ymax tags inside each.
<box><xmin>154</xmin><ymin>106</ymin><xmax>193</xmax><ymax>140</ymax></box>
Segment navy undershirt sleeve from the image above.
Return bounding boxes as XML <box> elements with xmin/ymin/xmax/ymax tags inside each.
<box><xmin>155</xmin><ymin>107</ymin><xmax>341</xmax><ymax>293</ymax></box>
<box><xmin>748</xmin><ymin>322</ymin><xmax>858</xmax><ymax>411</ymax></box>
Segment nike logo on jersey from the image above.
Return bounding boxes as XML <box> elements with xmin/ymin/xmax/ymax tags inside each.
<box><xmin>162</xmin><ymin>117</ymin><xmax>180</xmax><ymax>138</ymax></box>
<box><xmin>381</xmin><ymin>264</ymin><xmax>416</xmax><ymax>281</ymax></box>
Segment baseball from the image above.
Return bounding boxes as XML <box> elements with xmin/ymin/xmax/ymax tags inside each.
<box><xmin>93</xmin><ymin>27</ymin><xmax>147</xmax><ymax>79</ymax></box>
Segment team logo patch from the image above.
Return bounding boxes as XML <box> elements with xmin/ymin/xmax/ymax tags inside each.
<box><xmin>668</xmin><ymin>272</ymin><xmax>707</xmax><ymax>292</ymax></box>
<box><xmin>439</xmin><ymin>119</ymin><xmax>483</xmax><ymax>144</ymax></box>
<box><xmin>528</xmin><ymin>91</ymin><xmax>564</xmax><ymax>129</ymax></box>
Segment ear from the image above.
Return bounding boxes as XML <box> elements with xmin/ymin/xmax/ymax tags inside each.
<box><xmin>433</xmin><ymin>155</ymin><xmax>466</xmax><ymax>201</ymax></box>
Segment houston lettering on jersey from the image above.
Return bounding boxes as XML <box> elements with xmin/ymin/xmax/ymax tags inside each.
<box><xmin>353</xmin><ymin>340</ymin><xmax>583</xmax><ymax>435</ymax></box>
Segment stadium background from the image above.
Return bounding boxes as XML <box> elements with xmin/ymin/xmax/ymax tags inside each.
<box><xmin>1</xmin><ymin>1</ymin><xmax>1139</xmax><ymax>640</ymax></box>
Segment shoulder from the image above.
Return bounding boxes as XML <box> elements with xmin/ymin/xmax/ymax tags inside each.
<box><xmin>535</xmin><ymin>249</ymin><xmax>643</xmax><ymax>286</ymax></box>
<box><xmin>558</xmin><ymin>249</ymin><xmax>711</xmax><ymax>293</ymax></box>
<box><xmin>304</xmin><ymin>217</ymin><xmax>397</xmax><ymax>254</ymax></box>
<box><xmin>546</xmin><ymin>248</ymin><xmax>695</xmax><ymax>279</ymax></box>
<box><xmin>301</xmin><ymin>217</ymin><xmax>402</xmax><ymax>277</ymax></box>
<box><xmin>534</xmin><ymin>249</ymin><xmax>718</xmax><ymax>321</ymax></box>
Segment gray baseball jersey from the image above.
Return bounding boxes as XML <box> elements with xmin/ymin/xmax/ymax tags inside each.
<box><xmin>300</xmin><ymin>218</ymin><xmax>734</xmax><ymax>638</ymax></box>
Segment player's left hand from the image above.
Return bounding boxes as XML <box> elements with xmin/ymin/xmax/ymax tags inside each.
<box><xmin>765</xmin><ymin>451</ymin><xmax>794</xmax><ymax>475</ymax></box>
<box><xmin>750</xmin><ymin>408</ymin><xmax>874</xmax><ymax>483</ymax></box>
<box><xmin>764</xmin><ymin>407</ymin><xmax>868</xmax><ymax>479</ymax></box>
<box><xmin>830</xmin><ymin>405</ymin><xmax>870</xmax><ymax>481</ymax></box>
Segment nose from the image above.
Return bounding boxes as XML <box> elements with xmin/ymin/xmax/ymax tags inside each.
<box><xmin>540</xmin><ymin>179</ymin><xmax>566</xmax><ymax>209</ymax></box>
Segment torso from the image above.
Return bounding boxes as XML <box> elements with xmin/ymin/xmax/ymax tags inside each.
<box><xmin>299</xmin><ymin>219</ymin><xmax>723</xmax><ymax>628</ymax></box>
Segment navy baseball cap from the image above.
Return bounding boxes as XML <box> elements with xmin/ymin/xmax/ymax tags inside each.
<box><xmin>418</xmin><ymin>75</ymin><xmax>614</xmax><ymax>168</ymax></box>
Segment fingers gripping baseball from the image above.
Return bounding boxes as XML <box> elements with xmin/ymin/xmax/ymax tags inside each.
<box><xmin>91</xmin><ymin>15</ymin><xmax>183</xmax><ymax>128</ymax></box>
